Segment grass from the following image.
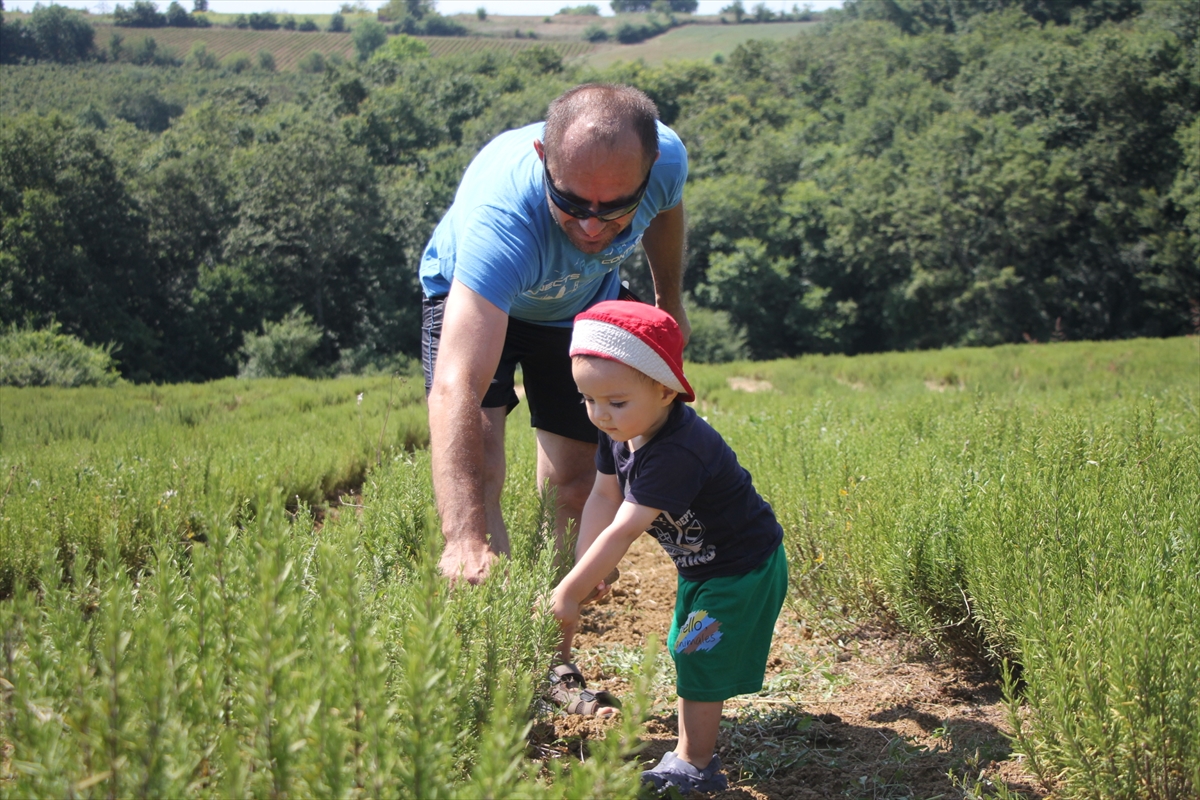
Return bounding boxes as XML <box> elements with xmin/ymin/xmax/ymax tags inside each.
<box><xmin>0</xmin><ymin>375</ymin><xmax>429</xmax><ymax>596</ymax></box>
<box><xmin>691</xmin><ymin>336</ymin><xmax>1199</xmax><ymax>798</ymax></box>
<box><xmin>2</xmin><ymin>336</ymin><xmax>1196</xmax><ymax>798</ymax></box>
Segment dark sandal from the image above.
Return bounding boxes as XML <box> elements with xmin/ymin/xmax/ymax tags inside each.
<box><xmin>547</xmin><ymin>663</ymin><xmax>621</xmax><ymax>716</ymax></box>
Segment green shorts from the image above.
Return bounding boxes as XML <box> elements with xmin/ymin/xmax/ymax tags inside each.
<box><xmin>667</xmin><ymin>544</ymin><xmax>788</xmax><ymax>703</ymax></box>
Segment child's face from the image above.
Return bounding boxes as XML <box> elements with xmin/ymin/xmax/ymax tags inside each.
<box><xmin>573</xmin><ymin>357</ymin><xmax>677</xmax><ymax>447</ymax></box>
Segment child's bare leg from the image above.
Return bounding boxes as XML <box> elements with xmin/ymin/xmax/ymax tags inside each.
<box><xmin>675</xmin><ymin>697</ymin><xmax>724</xmax><ymax>768</ymax></box>
<box><xmin>557</xmin><ymin>619</ymin><xmax>576</xmax><ymax>664</ymax></box>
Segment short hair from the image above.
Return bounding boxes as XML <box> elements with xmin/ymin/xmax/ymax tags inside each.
<box><xmin>544</xmin><ymin>84</ymin><xmax>660</xmax><ymax>171</ymax></box>
<box><xmin>571</xmin><ymin>354</ymin><xmax>662</xmax><ymax>388</ymax></box>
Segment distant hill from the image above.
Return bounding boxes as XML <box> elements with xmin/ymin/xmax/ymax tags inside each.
<box><xmin>90</xmin><ymin>23</ymin><xmax>596</xmax><ymax>71</ymax></box>
<box><xmin>582</xmin><ymin>20</ymin><xmax>820</xmax><ymax>68</ymax></box>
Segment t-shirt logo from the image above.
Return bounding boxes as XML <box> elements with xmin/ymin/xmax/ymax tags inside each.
<box><xmin>600</xmin><ymin>234</ymin><xmax>643</xmax><ymax>265</ymax></box>
<box><xmin>649</xmin><ymin>509</ymin><xmax>717</xmax><ymax>568</ymax></box>
<box><xmin>649</xmin><ymin>509</ymin><xmax>705</xmax><ymax>555</ymax></box>
<box><xmin>675</xmin><ymin>610</ymin><xmax>722</xmax><ymax>654</ymax></box>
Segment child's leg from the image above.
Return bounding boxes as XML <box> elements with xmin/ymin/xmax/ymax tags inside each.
<box><xmin>556</xmin><ymin>619</ymin><xmax>576</xmax><ymax>664</ymax></box>
<box><xmin>675</xmin><ymin>697</ymin><xmax>723</xmax><ymax>768</ymax></box>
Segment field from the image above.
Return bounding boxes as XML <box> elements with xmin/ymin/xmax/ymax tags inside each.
<box><xmin>88</xmin><ymin>23</ymin><xmax>596</xmax><ymax>72</ymax></box>
<box><xmin>584</xmin><ymin>20</ymin><xmax>820</xmax><ymax>68</ymax></box>
<box><xmin>1</xmin><ymin>337</ymin><xmax>1198</xmax><ymax>797</ymax></box>
<box><xmin>64</xmin><ymin>16</ymin><xmax>818</xmax><ymax>72</ymax></box>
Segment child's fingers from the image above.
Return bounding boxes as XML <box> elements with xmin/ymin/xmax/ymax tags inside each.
<box><xmin>582</xmin><ymin>567</ymin><xmax>620</xmax><ymax>605</ymax></box>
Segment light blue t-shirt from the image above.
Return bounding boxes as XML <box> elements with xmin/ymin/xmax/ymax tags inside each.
<box><xmin>419</xmin><ymin>121</ymin><xmax>688</xmax><ymax>327</ymax></box>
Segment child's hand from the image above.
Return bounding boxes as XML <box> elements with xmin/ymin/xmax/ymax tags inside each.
<box><xmin>551</xmin><ymin>588</ymin><xmax>581</xmax><ymax>628</ymax></box>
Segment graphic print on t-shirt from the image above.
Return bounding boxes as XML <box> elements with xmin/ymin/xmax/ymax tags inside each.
<box><xmin>674</xmin><ymin>609</ymin><xmax>722</xmax><ymax>654</ymax></box>
<box><xmin>649</xmin><ymin>509</ymin><xmax>717</xmax><ymax>568</ymax></box>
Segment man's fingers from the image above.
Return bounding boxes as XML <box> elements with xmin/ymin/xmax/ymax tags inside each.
<box><xmin>438</xmin><ymin>547</ymin><xmax>495</xmax><ymax>586</ymax></box>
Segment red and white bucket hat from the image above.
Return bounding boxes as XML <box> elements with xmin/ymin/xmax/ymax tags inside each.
<box><xmin>570</xmin><ymin>301</ymin><xmax>695</xmax><ymax>403</ymax></box>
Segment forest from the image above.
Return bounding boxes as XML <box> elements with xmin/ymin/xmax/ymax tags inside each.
<box><xmin>1</xmin><ymin>0</ymin><xmax>1197</xmax><ymax>381</ymax></box>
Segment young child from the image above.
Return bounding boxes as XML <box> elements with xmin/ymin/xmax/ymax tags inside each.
<box><xmin>550</xmin><ymin>301</ymin><xmax>789</xmax><ymax>795</ymax></box>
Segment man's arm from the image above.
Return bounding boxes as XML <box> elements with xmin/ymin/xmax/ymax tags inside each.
<box><xmin>640</xmin><ymin>201</ymin><xmax>690</xmax><ymax>344</ymax></box>
<box><xmin>429</xmin><ymin>279</ymin><xmax>508</xmax><ymax>584</ymax></box>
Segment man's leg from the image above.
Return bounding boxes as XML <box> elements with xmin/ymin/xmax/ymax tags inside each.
<box><xmin>535</xmin><ymin>429</ymin><xmax>597</xmax><ymax>558</ymax></box>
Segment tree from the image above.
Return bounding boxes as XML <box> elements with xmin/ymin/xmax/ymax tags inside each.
<box><xmin>0</xmin><ymin>114</ymin><xmax>164</xmax><ymax>379</ymax></box>
<box><xmin>112</xmin><ymin>0</ymin><xmax>166</xmax><ymax>27</ymax></box>
<box><xmin>353</xmin><ymin>17</ymin><xmax>387</xmax><ymax>62</ymax></box>
<box><xmin>247</xmin><ymin>12</ymin><xmax>279</xmax><ymax>30</ymax></box>
<box><xmin>721</xmin><ymin>0</ymin><xmax>745</xmax><ymax>21</ymax></box>
<box><xmin>224</xmin><ymin>119</ymin><xmax>384</xmax><ymax>365</ymax></box>
<box><xmin>192</xmin><ymin>0</ymin><xmax>207</xmax><ymax>11</ymax></box>
<box><xmin>328</xmin><ymin>12</ymin><xmax>345</xmax><ymax>32</ymax></box>
<box><xmin>26</xmin><ymin>3</ymin><xmax>95</xmax><ymax>62</ymax></box>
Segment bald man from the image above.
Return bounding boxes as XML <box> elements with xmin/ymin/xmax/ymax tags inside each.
<box><xmin>420</xmin><ymin>83</ymin><xmax>690</xmax><ymax>584</ymax></box>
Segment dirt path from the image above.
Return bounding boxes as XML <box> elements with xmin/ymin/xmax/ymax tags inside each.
<box><xmin>546</xmin><ymin>535</ymin><xmax>1047</xmax><ymax>798</ymax></box>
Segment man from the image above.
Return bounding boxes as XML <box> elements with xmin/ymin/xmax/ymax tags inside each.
<box><xmin>420</xmin><ymin>83</ymin><xmax>690</xmax><ymax>584</ymax></box>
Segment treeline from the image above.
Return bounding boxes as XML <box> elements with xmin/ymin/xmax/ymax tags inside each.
<box><xmin>1</xmin><ymin>0</ymin><xmax>1196</xmax><ymax>381</ymax></box>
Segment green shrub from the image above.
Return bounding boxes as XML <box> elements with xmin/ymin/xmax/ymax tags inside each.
<box><xmin>125</xmin><ymin>34</ymin><xmax>178</xmax><ymax>66</ymax></box>
<box><xmin>238</xmin><ymin>308</ymin><xmax>323</xmax><ymax>379</ymax></box>
<box><xmin>0</xmin><ymin>324</ymin><xmax>121</xmax><ymax>387</ymax></box>
<box><xmin>186</xmin><ymin>41</ymin><xmax>218</xmax><ymax>69</ymax></box>
<box><xmin>582</xmin><ymin>22</ymin><xmax>609</xmax><ymax>42</ymax></box>
<box><xmin>297</xmin><ymin>50</ymin><xmax>327</xmax><ymax>73</ymax></box>
<box><xmin>369</xmin><ymin>32</ymin><xmax>429</xmax><ymax>64</ymax></box>
<box><xmin>297</xmin><ymin>17</ymin><xmax>319</xmax><ymax>31</ymax></box>
<box><xmin>222</xmin><ymin>51</ymin><xmax>252</xmax><ymax>73</ymax></box>
<box><xmin>256</xmin><ymin>49</ymin><xmax>276</xmax><ymax>71</ymax></box>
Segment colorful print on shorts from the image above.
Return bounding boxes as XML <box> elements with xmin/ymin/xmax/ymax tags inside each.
<box><xmin>675</xmin><ymin>610</ymin><xmax>723</xmax><ymax>654</ymax></box>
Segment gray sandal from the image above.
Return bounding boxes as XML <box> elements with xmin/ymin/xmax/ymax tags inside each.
<box><xmin>641</xmin><ymin>751</ymin><xmax>729</xmax><ymax>794</ymax></box>
<box><xmin>546</xmin><ymin>663</ymin><xmax>621</xmax><ymax>716</ymax></box>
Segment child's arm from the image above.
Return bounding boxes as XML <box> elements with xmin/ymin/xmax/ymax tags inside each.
<box><xmin>552</xmin><ymin>496</ymin><xmax>661</xmax><ymax>630</ymax></box>
<box><xmin>575</xmin><ymin>472</ymin><xmax>624</xmax><ymax>561</ymax></box>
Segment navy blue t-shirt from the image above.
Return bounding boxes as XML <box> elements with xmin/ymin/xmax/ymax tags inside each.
<box><xmin>595</xmin><ymin>403</ymin><xmax>784</xmax><ymax>581</ymax></box>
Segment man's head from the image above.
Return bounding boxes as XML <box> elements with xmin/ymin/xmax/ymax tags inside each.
<box><xmin>534</xmin><ymin>84</ymin><xmax>660</xmax><ymax>254</ymax></box>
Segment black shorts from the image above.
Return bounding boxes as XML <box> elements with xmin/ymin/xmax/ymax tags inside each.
<box><xmin>421</xmin><ymin>296</ymin><xmax>598</xmax><ymax>444</ymax></box>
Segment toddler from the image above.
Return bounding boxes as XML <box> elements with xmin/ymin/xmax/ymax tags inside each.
<box><xmin>550</xmin><ymin>301</ymin><xmax>788</xmax><ymax>795</ymax></box>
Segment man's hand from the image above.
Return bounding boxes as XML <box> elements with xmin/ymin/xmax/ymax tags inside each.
<box><xmin>438</xmin><ymin>539</ymin><xmax>498</xmax><ymax>585</ymax></box>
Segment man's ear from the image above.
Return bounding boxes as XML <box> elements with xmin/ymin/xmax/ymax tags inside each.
<box><xmin>533</xmin><ymin>139</ymin><xmax>545</xmax><ymax>161</ymax></box>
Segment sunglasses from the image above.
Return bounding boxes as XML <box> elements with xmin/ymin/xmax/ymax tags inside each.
<box><xmin>543</xmin><ymin>163</ymin><xmax>652</xmax><ymax>223</ymax></box>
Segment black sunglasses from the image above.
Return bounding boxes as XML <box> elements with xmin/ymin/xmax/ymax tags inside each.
<box><xmin>543</xmin><ymin>163</ymin><xmax>652</xmax><ymax>223</ymax></box>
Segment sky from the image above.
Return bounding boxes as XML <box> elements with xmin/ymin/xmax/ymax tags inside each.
<box><xmin>6</xmin><ymin>0</ymin><xmax>847</xmax><ymax>18</ymax></box>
